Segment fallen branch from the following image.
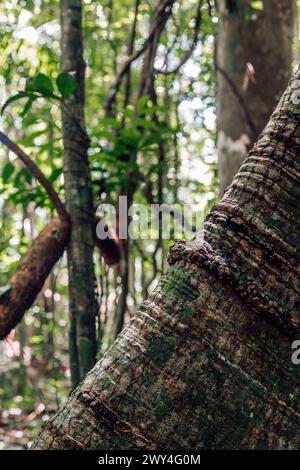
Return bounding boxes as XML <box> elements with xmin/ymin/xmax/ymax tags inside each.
<box><xmin>0</xmin><ymin>215</ymin><xmax>121</xmax><ymax>339</ymax></box>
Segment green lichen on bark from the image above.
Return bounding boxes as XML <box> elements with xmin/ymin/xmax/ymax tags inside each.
<box><xmin>182</xmin><ymin>376</ymin><xmax>207</xmax><ymax>406</ymax></box>
<box><xmin>146</xmin><ymin>335</ymin><xmax>177</xmax><ymax>367</ymax></box>
<box><xmin>137</xmin><ymin>304</ymin><xmax>147</xmax><ymax>314</ymax></box>
<box><xmin>161</xmin><ymin>267</ymin><xmax>198</xmax><ymax>300</ymax></box>
<box><xmin>101</xmin><ymin>371</ymin><xmax>114</xmax><ymax>386</ymax></box>
<box><xmin>154</xmin><ymin>390</ymin><xmax>174</xmax><ymax>419</ymax></box>
<box><xmin>182</xmin><ymin>303</ymin><xmax>194</xmax><ymax>319</ymax></box>
<box><xmin>201</xmin><ymin>362</ymin><xmax>225</xmax><ymax>387</ymax></box>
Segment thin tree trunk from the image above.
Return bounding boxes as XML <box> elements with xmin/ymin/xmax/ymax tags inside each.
<box><xmin>123</xmin><ymin>0</ymin><xmax>141</xmax><ymax>111</ymax></box>
<box><xmin>216</xmin><ymin>0</ymin><xmax>295</xmax><ymax>195</ymax></box>
<box><xmin>60</xmin><ymin>0</ymin><xmax>98</xmax><ymax>386</ymax></box>
<box><xmin>41</xmin><ymin>272</ymin><xmax>56</xmax><ymax>364</ymax></box>
<box><xmin>112</xmin><ymin>0</ymin><xmax>175</xmax><ymax>340</ymax></box>
<box><xmin>33</xmin><ymin>69</ymin><xmax>300</xmax><ymax>450</ymax></box>
<box><xmin>114</xmin><ymin>235</ymin><xmax>130</xmax><ymax>339</ymax></box>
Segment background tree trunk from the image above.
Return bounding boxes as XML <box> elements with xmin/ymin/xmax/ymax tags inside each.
<box><xmin>112</xmin><ymin>0</ymin><xmax>175</xmax><ymax>340</ymax></box>
<box><xmin>60</xmin><ymin>0</ymin><xmax>98</xmax><ymax>386</ymax></box>
<box><xmin>33</xmin><ymin>69</ymin><xmax>300</xmax><ymax>450</ymax></box>
<box><xmin>216</xmin><ymin>0</ymin><xmax>295</xmax><ymax>195</ymax></box>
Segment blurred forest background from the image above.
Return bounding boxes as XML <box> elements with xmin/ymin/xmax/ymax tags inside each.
<box><xmin>0</xmin><ymin>0</ymin><xmax>298</xmax><ymax>449</ymax></box>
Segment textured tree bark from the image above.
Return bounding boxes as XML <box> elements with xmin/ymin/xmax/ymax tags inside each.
<box><xmin>33</xmin><ymin>70</ymin><xmax>300</xmax><ymax>450</ymax></box>
<box><xmin>60</xmin><ymin>0</ymin><xmax>98</xmax><ymax>386</ymax></box>
<box><xmin>0</xmin><ymin>218</ymin><xmax>69</xmax><ymax>340</ymax></box>
<box><xmin>217</xmin><ymin>0</ymin><xmax>295</xmax><ymax>195</ymax></box>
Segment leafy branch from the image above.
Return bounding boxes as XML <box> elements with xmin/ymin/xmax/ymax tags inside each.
<box><xmin>0</xmin><ymin>130</ymin><xmax>68</xmax><ymax>220</ymax></box>
<box><xmin>1</xmin><ymin>72</ymin><xmax>76</xmax><ymax>116</ymax></box>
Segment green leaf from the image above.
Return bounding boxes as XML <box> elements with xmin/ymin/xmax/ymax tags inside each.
<box><xmin>20</xmin><ymin>95</ymin><xmax>38</xmax><ymax>117</ymax></box>
<box><xmin>94</xmin><ymin>129</ymin><xmax>114</xmax><ymax>139</ymax></box>
<box><xmin>56</xmin><ymin>73</ymin><xmax>76</xmax><ymax>98</ymax></box>
<box><xmin>18</xmin><ymin>129</ymin><xmax>45</xmax><ymax>146</ymax></box>
<box><xmin>2</xmin><ymin>162</ymin><xmax>15</xmax><ymax>182</ymax></box>
<box><xmin>127</xmin><ymin>160</ymin><xmax>139</xmax><ymax>171</ymax></box>
<box><xmin>29</xmin><ymin>335</ymin><xmax>44</xmax><ymax>345</ymax></box>
<box><xmin>34</xmin><ymin>73</ymin><xmax>54</xmax><ymax>96</ymax></box>
<box><xmin>140</xmin><ymin>134</ymin><xmax>161</xmax><ymax>148</ymax></box>
<box><xmin>133</xmin><ymin>118</ymin><xmax>158</xmax><ymax>130</ymax></box>
<box><xmin>49</xmin><ymin>168</ymin><xmax>63</xmax><ymax>183</ymax></box>
<box><xmin>142</xmin><ymin>104</ymin><xmax>162</xmax><ymax>115</ymax></box>
<box><xmin>250</xmin><ymin>1</ymin><xmax>263</xmax><ymax>10</ymax></box>
<box><xmin>14</xmin><ymin>168</ymin><xmax>32</xmax><ymax>185</ymax></box>
<box><xmin>25</xmin><ymin>76</ymin><xmax>37</xmax><ymax>92</ymax></box>
<box><xmin>120</xmin><ymin>127</ymin><xmax>141</xmax><ymax>141</ymax></box>
<box><xmin>22</xmin><ymin>168</ymin><xmax>33</xmax><ymax>184</ymax></box>
<box><xmin>1</xmin><ymin>91</ymin><xmax>33</xmax><ymax>115</ymax></box>
<box><xmin>137</xmin><ymin>96</ymin><xmax>149</xmax><ymax>114</ymax></box>
<box><xmin>99</xmin><ymin>117</ymin><xmax>121</xmax><ymax>128</ymax></box>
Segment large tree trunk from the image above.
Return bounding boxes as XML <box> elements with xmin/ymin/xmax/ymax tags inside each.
<box><xmin>60</xmin><ymin>0</ymin><xmax>98</xmax><ymax>386</ymax></box>
<box><xmin>33</xmin><ymin>69</ymin><xmax>300</xmax><ymax>450</ymax></box>
<box><xmin>217</xmin><ymin>0</ymin><xmax>295</xmax><ymax>196</ymax></box>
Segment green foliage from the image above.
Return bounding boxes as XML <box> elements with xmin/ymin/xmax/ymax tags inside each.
<box><xmin>26</xmin><ymin>73</ymin><xmax>54</xmax><ymax>96</ymax></box>
<box><xmin>56</xmin><ymin>73</ymin><xmax>76</xmax><ymax>98</ymax></box>
<box><xmin>1</xmin><ymin>72</ymin><xmax>76</xmax><ymax>117</ymax></box>
<box><xmin>250</xmin><ymin>1</ymin><xmax>263</xmax><ymax>11</ymax></box>
<box><xmin>1</xmin><ymin>92</ymin><xmax>34</xmax><ymax>115</ymax></box>
<box><xmin>2</xmin><ymin>162</ymin><xmax>15</xmax><ymax>182</ymax></box>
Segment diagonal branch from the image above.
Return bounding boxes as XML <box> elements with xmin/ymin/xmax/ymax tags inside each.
<box><xmin>123</xmin><ymin>0</ymin><xmax>141</xmax><ymax>110</ymax></box>
<box><xmin>214</xmin><ymin>63</ymin><xmax>258</xmax><ymax>139</ymax></box>
<box><xmin>155</xmin><ymin>0</ymin><xmax>203</xmax><ymax>75</ymax></box>
<box><xmin>0</xmin><ymin>131</ymin><xmax>69</xmax><ymax>220</ymax></box>
<box><xmin>105</xmin><ymin>0</ymin><xmax>175</xmax><ymax>116</ymax></box>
